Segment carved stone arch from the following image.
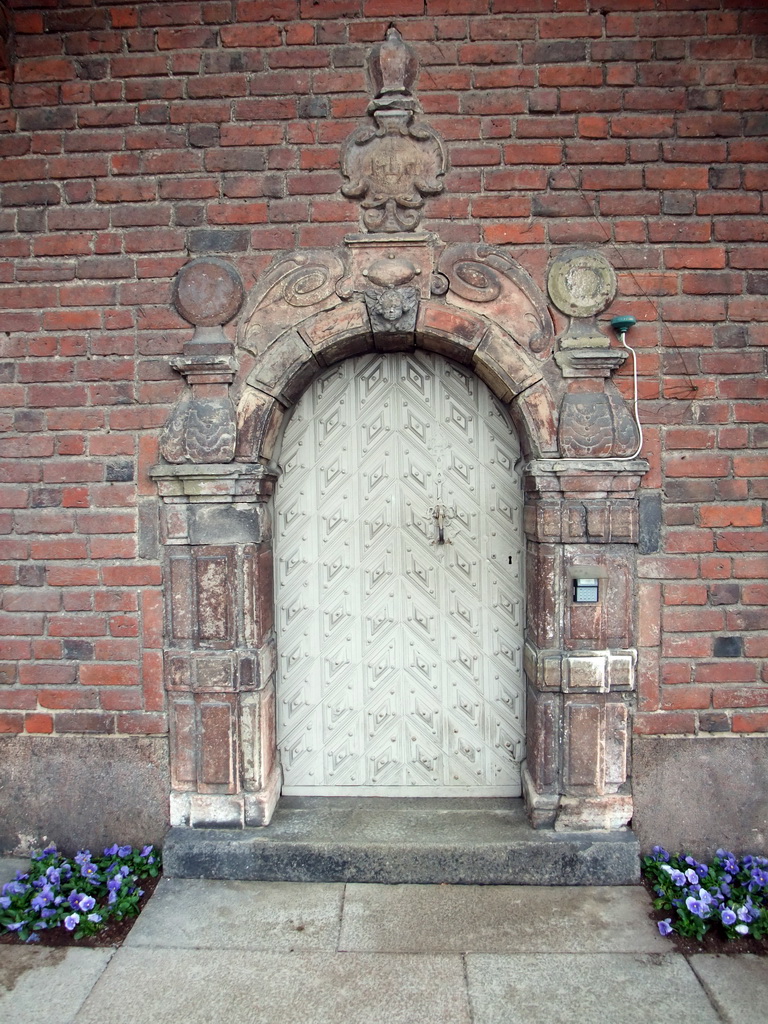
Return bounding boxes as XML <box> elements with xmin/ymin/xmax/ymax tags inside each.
<box><xmin>232</xmin><ymin>243</ymin><xmax>561</xmax><ymax>468</ymax></box>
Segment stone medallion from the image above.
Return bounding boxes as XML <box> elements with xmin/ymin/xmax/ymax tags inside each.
<box><xmin>547</xmin><ymin>250</ymin><xmax>617</xmax><ymax>320</ymax></box>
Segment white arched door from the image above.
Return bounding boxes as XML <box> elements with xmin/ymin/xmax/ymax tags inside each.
<box><xmin>274</xmin><ymin>352</ymin><xmax>525</xmax><ymax>796</ymax></box>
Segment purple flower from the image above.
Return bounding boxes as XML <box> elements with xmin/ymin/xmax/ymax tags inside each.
<box><xmin>685</xmin><ymin>869</ymin><xmax>700</xmax><ymax>886</ymax></box>
<box><xmin>685</xmin><ymin>896</ymin><xmax>709</xmax><ymax>919</ymax></box>
<box><xmin>40</xmin><ymin>908</ymin><xmax>57</xmax><ymax>920</ymax></box>
<box><xmin>118</xmin><ymin>845</ymin><xmax>132</xmax><ymax>857</ymax></box>
<box><xmin>6</xmin><ymin>921</ymin><xmax>24</xmax><ymax>931</ymax></box>
<box><xmin>80</xmin><ymin>862</ymin><xmax>98</xmax><ymax>880</ymax></box>
<box><xmin>64</xmin><ymin>914</ymin><xmax>80</xmax><ymax>932</ymax></box>
<box><xmin>737</xmin><ymin>905</ymin><xmax>752</xmax><ymax>923</ymax></box>
<box><xmin>79</xmin><ymin>895</ymin><xmax>96</xmax><ymax>913</ymax></box>
<box><xmin>46</xmin><ymin>867</ymin><xmax>60</xmax><ymax>885</ymax></box>
<box><xmin>141</xmin><ymin>845</ymin><xmax>154</xmax><ymax>858</ymax></box>
<box><xmin>107</xmin><ymin>876</ymin><xmax>122</xmax><ymax>893</ymax></box>
<box><xmin>657</xmin><ymin>918</ymin><xmax>673</xmax><ymax>936</ymax></box>
<box><xmin>25</xmin><ymin>933</ymin><xmax>41</xmax><ymax>944</ymax></box>
<box><xmin>104</xmin><ymin>844</ymin><xmax>119</xmax><ymax>857</ymax></box>
<box><xmin>87</xmin><ymin>913</ymin><xmax>102</xmax><ymax>924</ymax></box>
<box><xmin>42</xmin><ymin>845</ymin><xmax>57</xmax><ymax>856</ymax></box>
<box><xmin>74</xmin><ymin>850</ymin><xmax>91</xmax><ymax>865</ymax></box>
<box><xmin>697</xmin><ymin>888</ymin><xmax>713</xmax><ymax>905</ymax></box>
<box><xmin>3</xmin><ymin>881</ymin><xmax>27</xmax><ymax>896</ymax></box>
<box><xmin>0</xmin><ymin>896</ymin><xmax>10</xmax><ymax>909</ymax></box>
<box><xmin>670</xmin><ymin>870</ymin><xmax>687</xmax><ymax>886</ymax></box>
<box><xmin>721</xmin><ymin>908</ymin><xmax>737</xmax><ymax>926</ymax></box>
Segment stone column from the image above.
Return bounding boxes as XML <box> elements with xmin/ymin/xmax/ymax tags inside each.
<box><xmin>521</xmin><ymin>458</ymin><xmax>648</xmax><ymax>831</ymax></box>
<box><xmin>152</xmin><ymin>464</ymin><xmax>281</xmax><ymax>828</ymax></box>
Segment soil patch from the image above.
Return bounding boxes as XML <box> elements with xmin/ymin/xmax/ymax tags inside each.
<box><xmin>0</xmin><ymin>872</ymin><xmax>161</xmax><ymax>948</ymax></box>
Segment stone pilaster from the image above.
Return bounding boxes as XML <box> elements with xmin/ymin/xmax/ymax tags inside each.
<box><xmin>151</xmin><ymin>463</ymin><xmax>281</xmax><ymax>828</ymax></box>
<box><xmin>521</xmin><ymin>458</ymin><xmax>647</xmax><ymax>830</ymax></box>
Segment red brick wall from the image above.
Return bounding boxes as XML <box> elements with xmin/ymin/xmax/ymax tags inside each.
<box><xmin>1</xmin><ymin>0</ymin><xmax>767</xmax><ymax>743</ymax></box>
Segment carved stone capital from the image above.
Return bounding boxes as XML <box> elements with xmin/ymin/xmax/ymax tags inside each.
<box><xmin>151</xmin><ymin>463</ymin><xmax>278</xmax><ymax>503</ymax></box>
<box><xmin>554</xmin><ymin>347</ymin><xmax>627</xmax><ymax>379</ymax></box>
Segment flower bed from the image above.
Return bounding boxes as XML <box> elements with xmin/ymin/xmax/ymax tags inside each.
<box><xmin>1</xmin><ymin>844</ymin><xmax>161</xmax><ymax>944</ymax></box>
<box><xmin>643</xmin><ymin>847</ymin><xmax>768</xmax><ymax>944</ymax></box>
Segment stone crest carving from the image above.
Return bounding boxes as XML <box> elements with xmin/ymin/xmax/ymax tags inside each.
<box><xmin>341</xmin><ymin>28</ymin><xmax>446</xmax><ymax>233</ymax></box>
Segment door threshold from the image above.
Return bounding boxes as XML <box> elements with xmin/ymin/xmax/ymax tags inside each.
<box><xmin>163</xmin><ymin>797</ymin><xmax>640</xmax><ymax>885</ymax></box>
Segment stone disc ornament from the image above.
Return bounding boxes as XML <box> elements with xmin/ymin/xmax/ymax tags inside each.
<box><xmin>173</xmin><ymin>256</ymin><xmax>245</xmax><ymax>327</ymax></box>
<box><xmin>547</xmin><ymin>250</ymin><xmax>617</xmax><ymax>320</ymax></box>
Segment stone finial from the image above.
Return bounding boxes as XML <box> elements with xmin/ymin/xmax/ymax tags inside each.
<box><xmin>161</xmin><ymin>258</ymin><xmax>245</xmax><ymax>465</ymax></box>
<box><xmin>340</xmin><ymin>27</ymin><xmax>446</xmax><ymax>234</ymax></box>
<box><xmin>368</xmin><ymin>27</ymin><xmax>418</xmax><ymax>105</ymax></box>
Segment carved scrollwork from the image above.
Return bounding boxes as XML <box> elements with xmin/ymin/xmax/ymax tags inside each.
<box><xmin>450</xmin><ymin>260</ymin><xmax>503</xmax><ymax>303</ymax></box>
<box><xmin>438</xmin><ymin>244</ymin><xmax>555</xmax><ymax>358</ymax></box>
<box><xmin>438</xmin><ymin>245</ymin><xmax>552</xmax><ymax>358</ymax></box>
<box><xmin>240</xmin><ymin>250</ymin><xmax>345</xmax><ymax>356</ymax></box>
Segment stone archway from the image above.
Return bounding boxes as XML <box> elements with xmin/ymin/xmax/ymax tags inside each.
<box><xmin>152</xmin><ymin>236</ymin><xmax>647</xmax><ymax>834</ymax></box>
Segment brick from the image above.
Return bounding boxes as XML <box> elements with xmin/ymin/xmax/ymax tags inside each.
<box><xmin>633</xmin><ymin>711</ymin><xmax>697</xmax><ymax>735</ymax></box>
<box><xmin>732</xmin><ymin>713</ymin><xmax>768</xmax><ymax>734</ymax></box>
<box><xmin>700</xmin><ymin>505</ymin><xmax>764</xmax><ymax>528</ymax></box>
<box><xmin>80</xmin><ymin>663</ymin><xmax>141</xmax><ymax>687</ymax></box>
<box><xmin>0</xmin><ymin>713</ymin><xmax>23</xmax><ymax>734</ymax></box>
<box><xmin>56</xmin><ymin>712</ymin><xmax>115</xmax><ymax>734</ymax></box>
<box><xmin>661</xmin><ymin>686</ymin><xmax>712</xmax><ymax>711</ymax></box>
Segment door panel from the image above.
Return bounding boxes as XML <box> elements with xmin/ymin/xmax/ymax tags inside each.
<box><xmin>275</xmin><ymin>352</ymin><xmax>525</xmax><ymax>795</ymax></box>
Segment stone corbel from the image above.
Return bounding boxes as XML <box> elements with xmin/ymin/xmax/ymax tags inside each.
<box><xmin>161</xmin><ymin>258</ymin><xmax>245</xmax><ymax>465</ymax></box>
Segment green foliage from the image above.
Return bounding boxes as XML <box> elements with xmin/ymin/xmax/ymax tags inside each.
<box><xmin>0</xmin><ymin>843</ymin><xmax>161</xmax><ymax>944</ymax></box>
<box><xmin>642</xmin><ymin>846</ymin><xmax>768</xmax><ymax>942</ymax></box>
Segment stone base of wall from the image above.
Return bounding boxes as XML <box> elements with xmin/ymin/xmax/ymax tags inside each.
<box><xmin>0</xmin><ymin>736</ymin><xmax>170</xmax><ymax>856</ymax></box>
<box><xmin>632</xmin><ymin>736</ymin><xmax>768</xmax><ymax>859</ymax></box>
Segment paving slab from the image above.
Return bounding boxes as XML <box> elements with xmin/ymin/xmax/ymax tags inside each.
<box><xmin>689</xmin><ymin>954</ymin><xmax>768</xmax><ymax>1024</ymax></box>
<box><xmin>0</xmin><ymin>947</ymin><xmax>113</xmax><ymax>1024</ymax></box>
<box><xmin>339</xmin><ymin>883</ymin><xmax>669</xmax><ymax>953</ymax></box>
<box><xmin>125</xmin><ymin>878</ymin><xmax>345</xmax><ymax>950</ymax></box>
<box><xmin>75</xmin><ymin>949</ymin><xmax>471</xmax><ymax>1024</ymax></box>
<box><xmin>465</xmin><ymin>952</ymin><xmax>721</xmax><ymax>1024</ymax></box>
<box><xmin>0</xmin><ymin>857</ymin><xmax>30</xmax><ymax>886</ymax></box>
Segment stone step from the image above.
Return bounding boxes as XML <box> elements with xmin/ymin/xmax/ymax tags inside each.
<box><xmin>163</xmin><ymin>797</ymin><xmax>640</xmax><ymax>885</ymax></box>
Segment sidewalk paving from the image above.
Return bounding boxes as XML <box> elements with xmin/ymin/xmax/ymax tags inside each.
<box><xmin>2</xmin><ymin>857</ymin><xmax>767</xmax><ymax>1024</ymax></box>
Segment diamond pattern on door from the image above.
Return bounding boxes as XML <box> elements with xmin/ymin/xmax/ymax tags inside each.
<box><xmin>275</xmin><ymin>352</ymin><xmax>525</xmax><ymax>795</ymax></box>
